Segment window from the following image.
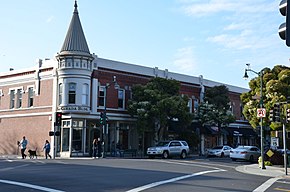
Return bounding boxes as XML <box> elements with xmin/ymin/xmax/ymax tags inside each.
<box><xmin>118</xmin><ymin>89</ymin><xmax>125</xmax><ymax>109</ymax></box>
<box><xmin>98</xmin><ymin>86</ymin><xmax>105</xmax><ymax>107</ymax></box>
<box><xmin>0</xmin><ymin>89</ymin><xmax>3</xmax><ymax>107</ymax></box>
<box><xmin>69</xmin><ymin>83</ymin><xmax>76</xmax><ymax>104</ymax></box>
<box><xmin>28</xmin><ymin>87</ymin><xmax>34</xmax><ymax>107</ymax></box>
<box><xmin>82</xmin><ymin>84</ymin><xmax>89</xmax><ymax>105</ymax></box>
<box><xmin>194</xmin><ymin>99</ymin><xmax>199</xmax><ymax>112</ymax></box>
<box><xmin>59</xmin><ymin>84</ymin><xmax>63</xmax><ymax>105</ymax></box>
<box><xmin>10</xmin><ymin>90</ymin><xmax>15</xmax><ymax>109</ymax></box>
<box><xmin>188</xmin><ymin>99</ymin><xmax>193</xmax><ymax>113</ymax></box>
<box><xmin>16</xmin><ymin>89</ymin><xmax>22</xmax><ymax>108</ymax></box>
<box><xmin>62</xmin><ymin>128</ymin><xmax>70</xmax><ymax>152</ymax></box>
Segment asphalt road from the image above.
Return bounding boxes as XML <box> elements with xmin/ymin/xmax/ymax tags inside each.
<box><xmin>0</xmin><ymin>157</ymin><xmax>288</xmax><ymax>192</ymax></box>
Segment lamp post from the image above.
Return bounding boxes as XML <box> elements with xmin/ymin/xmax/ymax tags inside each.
<box><xmin>102</xmin><ymin>76</ymin><xmax>119</xmax><ymax>158</ymax></box>
<box><xmin>243</xmin><ymin>63</ymin><xmax>266</xmax><ymax>169</ymax></box>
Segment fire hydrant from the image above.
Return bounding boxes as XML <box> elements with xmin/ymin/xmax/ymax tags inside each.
<box><xmin>258</xmin><ymin>156</ymin><xmax>262</xmax><ymax>168</ymax></box>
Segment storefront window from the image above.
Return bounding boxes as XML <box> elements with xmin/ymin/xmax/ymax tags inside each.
<box><xmin>62</xmin><ymin>128</ymin><xmax>70</xmax><ymax>152</ymax></box>
<box><xmin>72</xmin><ymin>128</ymin><xmax>82</xmax><ymax>152</ymax></box>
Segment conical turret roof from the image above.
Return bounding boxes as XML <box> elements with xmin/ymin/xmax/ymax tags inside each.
<box><xmin>59</xmin><ymin>1</ymin><xmax>91</xmax><ymax>57</ymax></box>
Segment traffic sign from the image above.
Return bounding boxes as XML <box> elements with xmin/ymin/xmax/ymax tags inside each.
<box><xmin>257</xmin><ymin>108</ymin><xmax>266</xmax><ymax>118</ymax></box>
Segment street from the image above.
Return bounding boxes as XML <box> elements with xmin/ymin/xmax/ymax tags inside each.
<box><xmin>0</xmin><ymin>157</ymin><xmax>289</xmax><ymax>192</ymax></box>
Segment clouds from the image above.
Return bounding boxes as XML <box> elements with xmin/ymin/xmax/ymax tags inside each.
<box><xmin>179</xmin><ymin>0</ymin><xmax>275</xmax><ymax>17</ymax></box>
<box><xmin>46</xmin><ymin>16</ymin><xmax>54</xmax><ymax>23</ymax></box>
<box><xmin>173</xmin><ymin>46</ymin><xmax>198</xmax><ymax>72</ymax></box>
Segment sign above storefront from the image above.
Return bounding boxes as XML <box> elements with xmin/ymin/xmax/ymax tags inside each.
<box><xmin>57</xmin><ymin>106</ymin><xmax>90</xmax><ymax>111</ymax></box>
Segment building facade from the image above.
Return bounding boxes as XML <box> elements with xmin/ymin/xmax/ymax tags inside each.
<box><xmin>0</xmin><ymin>2</ymin><xmax>249</xmax><ymax>158</ymax></box>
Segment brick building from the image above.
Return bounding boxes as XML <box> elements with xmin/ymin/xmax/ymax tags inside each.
<box><xmin>0</xmin><ymin>2</ymin><xmax>249</xmax><ymax>158</ymax></box>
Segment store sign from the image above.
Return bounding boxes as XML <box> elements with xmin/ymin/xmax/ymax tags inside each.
<box><xmin>58</xmin><ymin>106</ymin><xmax>90</xmax><ymax>111</ymax></box>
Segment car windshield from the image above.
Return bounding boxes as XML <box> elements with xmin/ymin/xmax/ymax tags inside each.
<box><xmin>212</xmin><ymin>146</ymin><xmax>223</xmax><ymax>149</ymax></box>
<box><xmin>156</xmin><ymin>141</ymin><xmax>169</xmax><ymax>147</ymax></box>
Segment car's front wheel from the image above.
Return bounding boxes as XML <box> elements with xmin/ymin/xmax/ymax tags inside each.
<box><xmin>231</xmin><ymin>158</ymin><xmax>237</xmax><ymax>161</ymax></box>
<box><xmin>180</xmin><ymin>150</ymin><xmax>187</xmax><ymax>159</ymax></box>
<box><xmin>162</xmin><ymin>151</ymin><xmax>169</xmax><ymax>159</ymax></box>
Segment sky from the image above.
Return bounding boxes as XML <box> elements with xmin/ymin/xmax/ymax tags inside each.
<box><xmin>0</xmin><ymin>0</ymin><xmax>289</xmax><ymax>89</ymax></box>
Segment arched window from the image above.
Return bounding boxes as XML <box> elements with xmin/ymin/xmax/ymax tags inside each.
<box><xmin>69</xmin><ymin>83</ymin><xmax>76</xmax><ymax>104</ymax></box>
<box><xmin>118</xmin><ymin>89</ymin><xmax>125</xmax><ymax>109</ymax></box>
<box><xmin>82</xmin><ymin>84</ymin><xmax>89</xmax><ymax>105</ymax></box>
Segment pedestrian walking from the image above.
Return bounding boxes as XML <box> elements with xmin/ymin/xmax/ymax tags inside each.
<box><xmin>92</xmin><ymin>139</ymin><xmax>97</xmax><ymax>159</ymax></box>
<box><xmin>19</xmin><ymin>136</ymin><xmax>28</xmax><ymax>159</ymax></box>
<box><xmin>43</xmin><ymin>140</ymin><xmax>52</xmax><ymax>159</ymax></box>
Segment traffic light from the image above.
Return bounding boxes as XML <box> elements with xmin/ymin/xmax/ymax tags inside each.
<box><xmin>279</xmin><ymin>0</ymin><xmax>290</xmax><ymax>46</ymax></box>
<box><xmin>269</xmin><ymin>108</ymin><xmax>275</xmax><ymax>122</ymax></box>
<box><xmin>55</xmin><ymin>112</ymin><xmax>62</xmax><ymax>126</ymax></box>
<box><xmin>287</xmin><ymin>108</ymin><xmax>290</xmax><ymax>122</ymax></box>
<box><xmin>100</xmin><ymin>112</ymin><xmax>104</xmax><ymax>125</ymax></box>
<box><xmin>274</xmin><ymin>103</ymin><xmax>281</xmax><ymax>122</ymax></box>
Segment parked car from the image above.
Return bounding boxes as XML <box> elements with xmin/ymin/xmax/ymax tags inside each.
<box><xmin>147</xmin><ymin>140</ymin><xmax>189</xmax><ymax>159</ymax></box>
<box><xmin>276</xmin><ymin>148</ymin><xmax>290</xmax><ymax>155</ymax></box>
<box><xmin>206</xmin><ymin>145</ymin><xmax>233</xmax><ymax>157</ymax></box>
<box><xmin>230</xmin><ymin>145</ymin><xmax>261</xmax><ymax>162</ymax></box>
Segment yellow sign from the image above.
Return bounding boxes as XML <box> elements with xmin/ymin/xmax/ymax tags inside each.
<box><xmin>266</xmin><ymin>150</ymin><xmax>274</xmax><ymax>157</ymax></box>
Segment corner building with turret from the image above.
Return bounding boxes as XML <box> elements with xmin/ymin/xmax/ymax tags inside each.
<box><xmin>0</xmin><ymin>2</ymin><xmax>250</xmax><ymax>158</ymax></box>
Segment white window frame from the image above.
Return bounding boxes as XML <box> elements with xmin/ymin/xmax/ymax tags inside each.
<box><xmin>16</xmin><ymin>88</ymin><xmax>23</xmax><ymax>108</ymax></box>
<box><xmin>27</xmin><ymin>86</ymin><xmax>34</xmax><ymax>107</ymax></box>
<box><xmin>8</xmin><ymin>86</ymin><xmax>24</xmax><ymax>109</ymax></box>
<box><xmin>0</xmin><ymin>89</ymin><xmax>3</xmax><ymax>107</ymax></box>
<box><xmin>82</xmin><ymin>83</ymin><xmax>89</xmax><ymax>105</ymax></box>
<box><xmin>68</xmin><ymin>83</ymin><xmax>76</xmax><ymax>104</ymax></box>
<box><xmin>188</xmin><ymin>98</ymin><xmax>193</xmax><ymax>113</ymax></box>
<box><xmin>59</xmin><ymin>83</ymin><xmax>63</xmax><ymax>105</ymax></box>
<box><xmin>9</xmin><ymin>89</ymin><xmax>15</xmax><ymax>109</ymax></box>
<box><xmin>98</xmin><ymin>86</ymin><xmax>105</xmax><ymax>107</ymax></box>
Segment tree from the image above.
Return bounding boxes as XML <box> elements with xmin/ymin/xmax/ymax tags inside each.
<box><xmin>127</xmin><ymin>77</ymin><xmax>193</xmax><ymax>142</ymax></box>
<box><xmin>240</xmin><ymin>65</ymin><xmax>290</xmax><ymax>130</ymax></box>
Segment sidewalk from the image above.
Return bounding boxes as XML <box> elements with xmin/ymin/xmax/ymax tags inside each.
<box><xmin>236</xmin><ymin>163</ymin><xmax>290</xmax><ymax>178</ymax></box>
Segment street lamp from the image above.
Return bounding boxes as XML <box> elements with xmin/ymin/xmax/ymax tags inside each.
<box><xmin>102</xmin><ymin>76</ymin><xmax>119</xmax><ymax>158</ymax></box>
<box><xmin>243</xmin><ymin>63</ymin><xmax>266</xmax><ymax>169</ymax></box>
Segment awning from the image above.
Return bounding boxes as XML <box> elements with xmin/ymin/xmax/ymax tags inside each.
<box><xmin>225</xmin><ymin>127</ymin><xmax>257</xmax><ymax>137</ymax></box>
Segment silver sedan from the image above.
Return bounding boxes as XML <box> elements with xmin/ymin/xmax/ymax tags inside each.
<box><xmin>230</xmin><ymin>146</ymin><xmax>261</xmax><ymax>162</ymax></box>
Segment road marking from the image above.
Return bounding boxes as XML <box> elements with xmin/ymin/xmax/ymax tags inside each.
<box><xmin>126</xmin><ymin>169</ymin><xmax>226</xmax><ymax>192</ymax></box>
<box><xmin>274</xmin><ymin>187</ymin><xmax>290</xmax><ymax>192</ymax></box>
<box><xmin>0</xmin><ymin>179</ymin><xmax>65</xmax><ymax>192</ymax></box>
<box><xmin>0</xmin><ymin>164</ymin><xmax>29</xmax><ymax>172</ymax></box>
<box><xmin>253</xmin><ymin>177</ymin><xmax>280</xmax><ymax>192</ymax></box>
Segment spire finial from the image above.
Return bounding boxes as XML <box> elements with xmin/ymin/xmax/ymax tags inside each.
<box><xmin>74</xmin><ymin>0</ymin><xmax>78</xmax><ymax>13</ymax></box>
